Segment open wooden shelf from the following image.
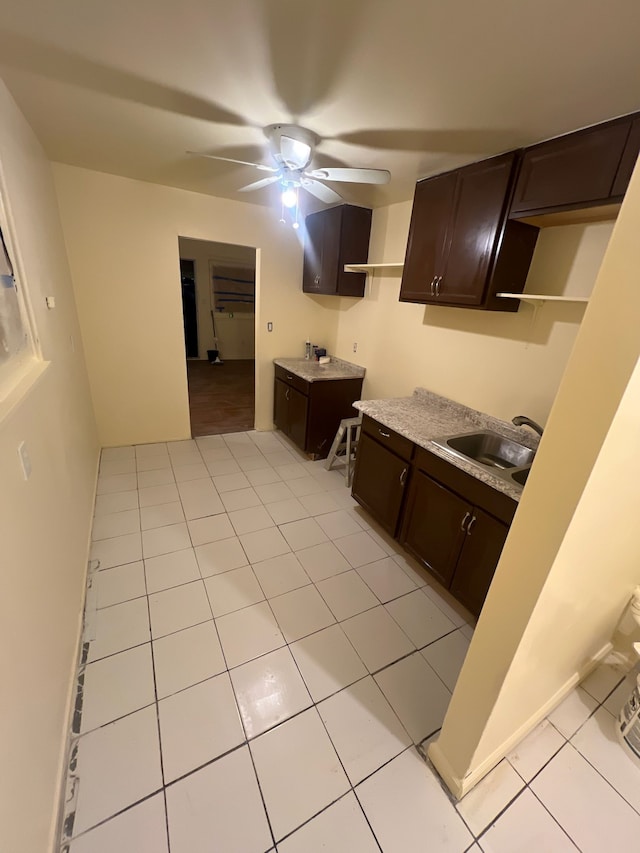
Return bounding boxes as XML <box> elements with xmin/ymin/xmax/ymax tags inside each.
<box><xmin>496</xmin><ymin>292</ymin><xmax>590</xmax><ymax>306</ymax></box>
<box><xmin>344</xmin><ymin>262</ymin><xmax>404</xmax><ymax>273</ymax></box>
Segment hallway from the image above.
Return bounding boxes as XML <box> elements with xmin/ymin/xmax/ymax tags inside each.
<box><xmin>187</xmin><ymin>359</ymin><xmax>255</xmax><ymax>436</ymax></box>
<box><xmin>61</xmin><ymin>430</ymin><xmax>640</xmax><ymax>852</ymax></box>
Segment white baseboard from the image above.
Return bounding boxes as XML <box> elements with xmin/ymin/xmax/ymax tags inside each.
<box><xmin>429</xmin><ymin>640</ymin><xmax>613</xmax><ymax>800</ymax></box>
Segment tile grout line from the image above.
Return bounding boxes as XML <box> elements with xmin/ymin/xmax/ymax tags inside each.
<box><xmin>273</xmin><ymin>615</ymin><xmax>412</xmax><ymax>848</ymax></box>
<box><xmin>472</xmin><ymin>677</ymin><xmax>635</xmax><ymax>847</ymax></box>
<box><xmin>89</xmin><ymin>581</ymin><xmax>460</xmax><ymax>691</ymax></box>
<box><xmin>84</xmin><ymin>434</ymin><xmax>477</xmax><ymax>848</ymax></box>
<box><xmin>141</xmin><ymin>550</ymin><xmax>173</xmax><ymax>853</ymax></box>
<box><xmin>62</xmin><ymin>787</ymin><xmax>167</xmax><ymax>847</ymax></box>
<box><xmin>525</xmin><ymin>784</ymin><xmax>583</xmax><ymax>851</ymax></box>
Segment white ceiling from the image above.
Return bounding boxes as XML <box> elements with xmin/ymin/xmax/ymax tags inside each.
<box><xmin>1</xmin><ymin>0</ymin><xmax>639</xmax><ymax>214</ymax></box>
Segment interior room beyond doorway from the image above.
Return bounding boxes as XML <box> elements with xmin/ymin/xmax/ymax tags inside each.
<box><xmin>178</xmin><ymin>237</ymin><xmax>256</xmax><ymax>436</ymax></box>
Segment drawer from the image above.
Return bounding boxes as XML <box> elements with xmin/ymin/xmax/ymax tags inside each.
<box><xmin>274</xmin><ymin>365</ymin><xmax>310</xmax><ymax>396</ymax></box>
<box><xmin>361</xmin><ymin>415</ymin><xmax>414</xmax><ymax>462</ymax></box>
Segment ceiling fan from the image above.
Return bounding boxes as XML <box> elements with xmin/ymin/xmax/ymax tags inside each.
<box><xmin>188</xmin><ymin>124</ymin><xmax>390</xmax><ymax>224</ymax></box>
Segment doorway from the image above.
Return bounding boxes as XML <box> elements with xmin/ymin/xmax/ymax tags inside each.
<box><xmin>178</xmin><ymin>237</ymin><xmax>256</xmax><ymax>436</ymax></box>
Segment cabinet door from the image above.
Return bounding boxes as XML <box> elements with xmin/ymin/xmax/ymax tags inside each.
<box><xmin>510</xmin><ymin>120</ymin><xmax>631</xmax><ymax>215</ymax></box>
<box><xmin>400</xmin><ymin>471</ymin><xmax>468</xmax><ymax>587</ymax></box>
<box><xmin>274</xmin><ymin>378</ymin><xmax>308</xmax><ymax>449</ymax></box>
<box><xmin>351</xmin><ymin>431</ymin><xmax>410</xmax><ymax>536</ymax></box>
<box><xmin>273</xmin><ymin>378</ymin><xmax>289</xmax><ymax>434</ymax></box>
<box><xmin>317</xmin><ymin>206</ymin><xmax>342</xmax><ymax>294</ymax></box>
<box><xmin>399</xmin><ymin>171</ymin><xmax>456</xmax><ymax>303</ymax></box>
<box><xmin>287</xmin><ymin>385</ymin><xmax>308</xmax><ymax>451</ymax></box>
<box><xmin>438</xmin><ymin>153</ymin><xmax>515</xmax><ymax>306</ymax></box>
<box><xmin>336</xmin><ymin>206</ymin><xmax>372</xmax><ymax>297</ymax></box>
<box><xmin>450</xmin><ymin>507</ymin><xmax>509</xmax><ymax>617</ymax></box>
<box><xmin>303</xmin><ymin>205</ymin><xmax>372</xmax><ymax>297</ymax></box>
<box><xmin>302</xmin><ymin>210</ymin><xmax>325</xmax><ymax>293</ymax></box>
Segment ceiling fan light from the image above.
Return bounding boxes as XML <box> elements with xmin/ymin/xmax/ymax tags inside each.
<box><xmin>281</xmin><ymin>187</ymin><xmax>298</xmax><ymax>208</ymax></box>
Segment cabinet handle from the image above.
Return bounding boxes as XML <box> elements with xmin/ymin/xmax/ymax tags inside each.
<box><xmin>378</xmin><ymin>429</ymin><xmax>391</xmax><ymax>438</ymax></box>
<box><xmin>314</xmin><ymin>275</ymin><xmax>320</xmax><ymax>284</ymax></box>
<box><xmin>429</xmin><ymin>276</ymin><xmax>435</xmax><ymax>296</ymax></box>
<box><xmin>435</xmin><ymin>276</ymin><xmax>442</xmax><ymax>296</ymax></box>
<box><xmin>400</xmin><ymin>467</ymin><xmax>407</xmax><ymax>486</ymax></box>
<box><xmin>460</xmin><ymin>511</ymin><xmax>471</xmax><ymax>532</ymax></box>
<box><xmin>285</xmin><ymin>388</ymin><xmax>290</xmax><ymax>401</ymax></box>
<box><xmin>286</xmin><ymin>375</ymin><xmax>294</xmax><ymax>380</ymax></box>
<box><xmin>467</xmin><ymin>515</ymin><xmax>477</xmax><ymax>536</ymax></box>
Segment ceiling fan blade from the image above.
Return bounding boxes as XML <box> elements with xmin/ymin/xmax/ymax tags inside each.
<box><xmin>305</xmin><ymin>167</ymin><xmax>391</xmax><ymax>185</ymax></box>
<box><xmin>301</xmin><ymin>178</ymin><xmax>343</xmax><ymax>204</ymax></box>
<box><xmin>186</xmin><ymin>151</ymin><xmax>277</xmax><ymax>172</ymax></box>
<box><xmin>238</xmin><ymin>176</ymin><xmax>281</xmax><ymax>192</ymax></box>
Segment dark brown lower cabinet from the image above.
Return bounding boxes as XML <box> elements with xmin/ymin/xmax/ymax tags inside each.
<box><xmin>273</xmin><ymin>365</ymin><xmax>364</xmax><ymax>458</ymax></box>
<box><xmin>399</xmin><ymin>465</ymin><xmax>512</xmax><ymax>618</ymax></box>
<box><xmin>399</xmin><ymin>470</ymin><xmax>469</xmax><ymax>587</ymax></box>
<box><xmin>449</xmin><ymin>507</ymin><xmax>510</xmax><ymax>617</ymax></box>
<box><xmin>352</xmin><ymin>415</ymin><xmax>516</xmax><ymax>617</ymax></box>
<box><xmin>274</xmin><ymin>378</ymin><xmax>308</xmax><ymax>451</ymax></box>
<box><xmin>351</xmin><ymin>430</ymin><xmax>410</xmax><ymax>536</ymax></box>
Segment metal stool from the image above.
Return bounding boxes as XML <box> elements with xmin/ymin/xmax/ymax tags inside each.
<box><xmin>325</xmin><ymin>415</ymin><xmax>362</xmax><ymax>486</ymax></box>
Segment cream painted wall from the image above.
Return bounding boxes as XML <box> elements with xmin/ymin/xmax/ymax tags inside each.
<box><xmin>330</xmin><ymin>201</ymin><xmax>613</xmax><ymax>425</ymax></box>
<box><xmin>0</xmin><ymin>82</ymin><xmax>98</xmax><ymax>852</ymax></box>
<box><xmin>53</xmin><ymin>165</ymin><xmax>335</xmax><ymax>445</ymax></box>
<box><xmin>430</xmin><ymin>158</ymin><xmax>640</xmax><ymax>795</ymax></box>
<box><xmin>178</xmin><ymin>236</ymin><xmax>255</xmax><ymax>360</ymax></box>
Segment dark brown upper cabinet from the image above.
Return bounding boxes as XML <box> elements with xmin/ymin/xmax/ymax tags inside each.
<box><xmin>510</xmin><ymin>114</ymin><xmax>639</xmax><ymax>218</ymax></box>
<box><xmin>612</xmin><ymin>115</ymin><xmax>640</xmax><ymax>198</ymax></box>
<box><xmin>302</xmin><ymin>204</ymin><xmax>372</xmax><ymax>297</ymax></box>
<box><xmin>399</xmin><ymin>152</ymin><xmax>538</xmax><ymax>311</ymax></box>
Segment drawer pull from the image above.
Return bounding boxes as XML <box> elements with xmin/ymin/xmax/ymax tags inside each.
<box><xmin>286</xmin><ymin>375</ymin><xmax>294</xmax><ymax>380</ymax></box>
<box><xmin>285</xmin><ymin>388</ymin><xmax>290</xmax><ymax>401</ymax></box>
<box><xmin>460</xmin><ymin>511</ymin><xmax>471</xmax><ymax>532</ymax></box>
<box><xmin>466</xmin><ymin>515</ymin><xmax>476</xmax><ymax>535</ymax></box>
<box><xmin>400</xmin><ymin>467</ymin><xmax>407</xmax><ymax>486</ymax></box>
<box><xmin>379</xmin><ymin>429</ymin><xmax>391</xmax><ymax>438</ymax></box>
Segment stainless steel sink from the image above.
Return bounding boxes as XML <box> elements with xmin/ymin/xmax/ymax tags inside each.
<box><xmin>509</xmin><ymin>467</ymin><xmax>529</xmax><ymax>487</ymax></box>
<box><xmin>444</xmin><ymin>431</ymin><xmax>535</xmax><ymax>470</ymax></box>
<box><xmin>432</xmin><ymin>430</ymin><xmax>535</xmax><ymax>490</ymax></box>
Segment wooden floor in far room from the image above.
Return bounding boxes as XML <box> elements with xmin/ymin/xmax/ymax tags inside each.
<box><xmin>187</xmin><ymin>359</ymin><xmax>255</xmax><ymax>436</ymax></box>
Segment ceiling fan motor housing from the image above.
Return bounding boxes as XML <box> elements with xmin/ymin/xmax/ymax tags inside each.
<box><xmin>266</xmin><ymin>124</ymin><xmax>318</xmax><ymax>170</ymax></box>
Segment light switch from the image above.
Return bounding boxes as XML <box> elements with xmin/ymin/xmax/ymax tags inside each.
<box><xmin>267</xmin><ymin>322</ymin><xmax>273</xmax><ymax>332</ymax></box>
<box><xmin>17</xmin><ymin>441</ymin><xmax>31</xmax><ymax>480</ymax></box>
<box><xmin>46</xmin><ymin>296</ymin><xmax>56</xmax><ymax>309</ymax></box>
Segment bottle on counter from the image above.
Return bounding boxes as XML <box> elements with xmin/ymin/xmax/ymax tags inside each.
<box><xmin>305</xmin><ymin>338</ymin><xmax>312</xmax><ymax>360</ymax></box>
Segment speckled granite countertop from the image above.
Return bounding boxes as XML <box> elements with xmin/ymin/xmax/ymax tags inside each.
<box><xmin>274</xmin><ymin>357</ymin><xmax>365</xmax><ymax>382</ymax></box>
<box><xmin>354</xmin><ymin>388</ymin><xmax>539</xmax><ymax>502</ymax></box>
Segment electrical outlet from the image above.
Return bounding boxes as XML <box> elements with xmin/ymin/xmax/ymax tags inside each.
<box><xmin>353</xmin><ymin>342</ymin><xmax>358</xmax><ymax>353</ymax></box>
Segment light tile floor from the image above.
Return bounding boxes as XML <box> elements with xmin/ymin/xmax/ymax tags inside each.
<box><xmin>60</xmin><ymin>430</ymin><xmax>640</xmax><ymax>852</ymax></box>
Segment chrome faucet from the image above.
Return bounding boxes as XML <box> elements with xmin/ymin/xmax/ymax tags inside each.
<box><xmin>512</xmin><ymin>415</ymin><xmax>544</xmax><ymax>437</ymax></box>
